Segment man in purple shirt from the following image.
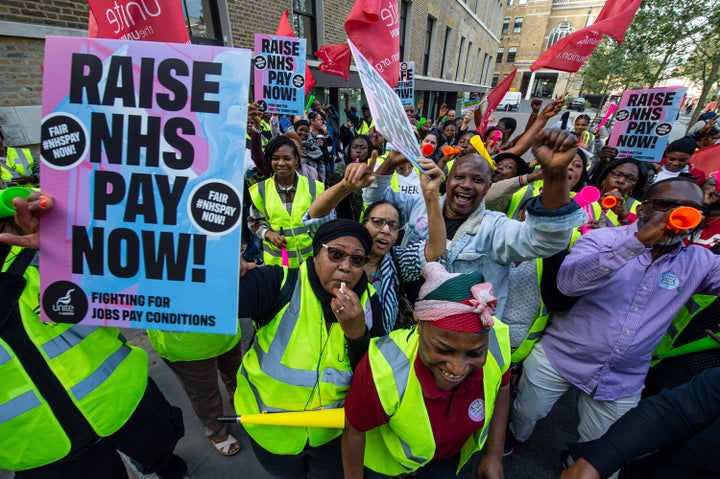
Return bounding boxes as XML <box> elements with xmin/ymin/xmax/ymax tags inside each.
<box><xmin>509</xmin><ymin>176</ymin><xmax>720</xmax><ymax>448</ymax></box>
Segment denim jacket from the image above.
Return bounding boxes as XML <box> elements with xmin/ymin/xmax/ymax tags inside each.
<box><xmin>363</xmin><ymin>174</ymin><xmax>587</xmax><ymax>316</ymax></box>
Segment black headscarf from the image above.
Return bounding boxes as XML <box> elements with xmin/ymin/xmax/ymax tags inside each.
<box><xmin>312</xmin><ymin>219</ymin><xmax>372</xmax><ymax>256</ymax></box>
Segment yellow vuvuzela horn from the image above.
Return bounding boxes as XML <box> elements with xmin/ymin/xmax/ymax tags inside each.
<box><xmin>218</xmin><ymin>408</ymin><xmax>345</xmax><ymax>429</ymax></box>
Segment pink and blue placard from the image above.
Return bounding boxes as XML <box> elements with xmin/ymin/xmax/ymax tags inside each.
<box><xmin>253</xmin><ymin>34</ymin><xmax>306</xmax><ymax>115</ymax></box>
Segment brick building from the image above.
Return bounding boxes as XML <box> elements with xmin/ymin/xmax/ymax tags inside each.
<box><xmin>494</xmin><ymin>0</ymin><xmax>604</xmax><ymax>100</ymax></box>
<box><xmin>1</xmin><ymin>0</ymin><xmax>508</xmax><ymax>148</ymax></box>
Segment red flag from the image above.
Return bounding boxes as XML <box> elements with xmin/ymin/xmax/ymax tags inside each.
<box><xmin>275</xmin><ymin>10</ymin><xmax>316</xmax><ymax>94</ymax></box>
<box><xmin>477</xmin><ymin>68</ymin><xmax>518</xmax><ymax>135</ymax></box>
<box><xmin>530</xmin><ymin>0</ymin><xmax>642</xmax><ymax>72</ymax></box>
<box><xmin>315</xmin><ymin>44</ymin><xmax>352</xmax><ymax>81</ymax></box>
<box><xmin>345</xmin><ymin>0</ymin><xmax>400</xmax><ymax>87</ymax></box>
<box><xmin>275</xmin><ymin>9</ymin><xmax>295</xmax><ymax>37</ymax></box>
<box><xmin>690</xmin><ymin>143</ymin><xmax>720</xmax><ymax>177</ymax></box>
<box><xmin>87</xmin><ymin>0</ymin><xmax>190</xmax><ymax>43</ymax></box>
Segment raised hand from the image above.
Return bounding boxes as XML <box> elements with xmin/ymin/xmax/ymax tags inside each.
<box><xmin>341</xmin><ymin>151</ymin><xmax>377</xmax><ymax>191</ymax></box>
<box><xmin>532</xmin><ymin>128</ymin><xmax>579</xmax><ymax>171</ymax></box>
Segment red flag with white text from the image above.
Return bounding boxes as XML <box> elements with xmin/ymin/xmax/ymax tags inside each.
<box><xmin>276</xmin><ymin>10</ymin><xmax>316</xmax><ymax>94</ymax></box>
<box><xmin>530</xmin><ymin>0</ymin><xmax>642</xmax><ymax>72</ymax></box>
<box><xmin>87</xmin><ymin>0</ymin><xmax>190</xmax><ymax>43</ymax></box>
<box><xmin>345</xmin><ymin>0</ymin><xmax>400</xmax><ymax>87</ymax></box>
<box><xmin>478</xmin><ymin>68</ymin><xmax>518</xmax><ymax>135</ymax></box>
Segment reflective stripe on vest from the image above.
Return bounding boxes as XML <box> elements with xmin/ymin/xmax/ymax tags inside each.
<box><xmin>70</xmin><ymin>344</ymin><xmax>132</xmax><ymax>400</ymax></box>
<box><xmin>0</xmin><ymin>347</ymin><xmax>10</xmax><ymax>365</ymax></box>
<box><xmin>1</xmin><ymin>148</ymin><xmax>33</xmax><ymax>179</ymax></box>
<box><xmin>42</xmin><ymin>325</ymin><xmax>98</xmax><ymax>359</ymax></box>
<box><xmin>0</xmin><ymin>390</ymin><xmax>41</xmax><ymax>423</ymax></box>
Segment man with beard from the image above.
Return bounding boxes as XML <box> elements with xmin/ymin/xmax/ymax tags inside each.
<box><xmin>363</xmin><ymin>128</ymin><xmax>587</xmax><ymax>317</ymax></box>
<box><xmin>509</xmin><ymin>176</ymin><xmax>720</xmax><ymax>451</ymax></box>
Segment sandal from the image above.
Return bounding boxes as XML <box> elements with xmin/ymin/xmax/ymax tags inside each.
<box><xmin>211</xmin><ymin>433</ymin><xmax>241</xmax><ymax>456</ymax></box>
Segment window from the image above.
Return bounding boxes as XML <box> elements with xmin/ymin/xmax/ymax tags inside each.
<box><xmin>519</xmin><ymin>0</ymin><xmax>527</xmax><ymax>4</ymax></box>
<box><xmin>496</xmin><ymin>47</ymin><xmax>504</xmax><ymax>64</ymax></box>
<box><xmin>399</xmin><ymin>0</ymin><xmax>410</xmax><ymax>61</ymax></box>
<box><xmin>440</xmin><ymin>26</ymin><xmax>452</xmax><ymax>78</ymax></box>
<box><xmin>423</xmin><ymin>16</ymin><xmax>436</xmax><ymax>76</ymax></box>
<box><xmin>292</xmin><ymin>0</ymin><xmax>318</xmax><ymax>54</ymax></box>
<box><xmin>547</xmin><ymin>21</ymin><xmax>574</xmax><ymax>48</ymax></box>
<box><xmin>507</xmin><ymin>47</ymin><xmax>517</xmax><ymax>63</ymax></box>
<box><xmin>491</xmin><ymin>74</ymin><xmax>499</xmax><ymax>87</ymax></box>
<box><xmin>181</xmin><ymin>0</ymin><xmax>223</xmax><ymax>45</ymax></box>
<box><xmin>507</xmin><ymin>0</ymin><xmax>513</xmax><ymax>5</ymax></box>
<box><xmin>473</xmin><ymin>48</ymin><xmax>482</xmax><ymax>82</ymax></box>
<box><xmin>513</xmin><ymin>17</ymin><xmax>524</xmax><ymax>34</ymax></box>
<box><xmin>502</xmin><ymin>18</ymin><xmax>510</xmax><ymax>35</ymax></box>
<box><xmin>455</xmin><ymin>36</ymin><xmax>466</xmax><ymax>81</ymax></box>
<box><xmin>464</xmin><ymin>41</ymin><xmax>473</xmax><ymax>82</ymax></box>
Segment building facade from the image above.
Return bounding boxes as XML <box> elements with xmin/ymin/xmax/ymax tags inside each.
<box><xmin>0</xmin><ymin>0</ymin><xmax>511</xmax><ymax>148</ymax></box>
<box><xmin>494</xmin><ymin>0</ymin><xmax>603</xmax><ymax>100</ymax></box>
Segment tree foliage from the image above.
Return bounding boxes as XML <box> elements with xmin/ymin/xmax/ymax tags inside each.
<box><xmin>581</xmin><ymin>0</ymin><xmax>719</xmax><ymax>117</ymax></box>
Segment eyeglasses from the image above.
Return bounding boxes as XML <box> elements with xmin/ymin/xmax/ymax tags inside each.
<box><xmin>321</xmin><ymin>244</ymin><xmax>369</xmax><ymax>268</ymax></box>
<box><xmin>645</xmin><ymin>198</ymin><xmax>705</xmax><ymax>213</ymax></box>
<box><xmin>609</xmin><ymin>169</ymin><xmax>639</xmax><ymax>183</ymax></box>
<box><xmin>367</xmin><ymin>217</ymin><xmax>402</xmax><ymax>232</ymax></box>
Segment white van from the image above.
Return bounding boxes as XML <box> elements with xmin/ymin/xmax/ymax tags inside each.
<box><xmin>497</xmin><ymin>91</ymin><xmax>522</xmax><ymax>111</ymax></box>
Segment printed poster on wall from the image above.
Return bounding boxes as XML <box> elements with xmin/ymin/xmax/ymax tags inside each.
<box><xmin>607</xmin><ymin>86</ymin><xmax>686</xmax><ymax>162</ymax></box>
<box><xmin>253</xmin><ymin>34</ymin><xmax>306</xmax><ymax>115</ymax></box>
<box><xmin>39</xmin><ymin>36</ymin><xmax>251</xmax><ymax>334</ymax></box>
<box><xmin>349</xmin><ymin>40</ymin><xmax>424</xmax><ymax>171</ymax></box>
<box><xmin>394</xmin><ymin>61</ymin><xmax>414</xmax><ymax>107</ymax></box>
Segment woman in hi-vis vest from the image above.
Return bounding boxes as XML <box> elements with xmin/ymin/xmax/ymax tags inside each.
<box><xmin>248</xmin><ymin>137</ymin><xmax>324</xmax><ymax>268</ymax></box>
<box><xmin>235</xmin><ymin>219</ymin><xmax>383</xmax><ymax>479</ymax></box>
<box><xmin>342</xmin><ymin>262</ymin><xmax>511</xmax><ymax>479</ymax></box>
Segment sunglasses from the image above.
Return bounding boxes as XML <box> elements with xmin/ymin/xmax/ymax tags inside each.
<box><xmin>321</xmin><ymin>244</ymin><xmax>369</xmax><ymax>268</ymax></box>
<box><xmin>645</xmin><ymin>198</ymin><xmax>705</xmax><ymax>213</ymax></box>
<box><xmin>367</xmin><ymin>216</ymin><xmax>402</xmax><ymax>232</ymax></box>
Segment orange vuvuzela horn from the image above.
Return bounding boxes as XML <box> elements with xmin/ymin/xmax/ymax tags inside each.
<box><xmin>601</xmin><ymin>195</ymin><xmax>618</xmax><ymax>209</ymax></box>
<box><xmin>666</xmin><ymin>206</ymin><xmax>702</xmax><ymax>232</ymax></box>
<box><xmin>442</xmin><ymin>145</ymin><xmax>461</xmax><ymax>155</ymax></box>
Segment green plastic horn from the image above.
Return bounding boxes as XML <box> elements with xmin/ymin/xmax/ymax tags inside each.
<box><xmin>0</xmin><ymin>187</ymin><xmax>33</xmax><ymax>218</ymax></box>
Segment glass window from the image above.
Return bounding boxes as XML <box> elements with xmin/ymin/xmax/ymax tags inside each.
<box><xmin>181</xmin><ymin>0</ymin><xmax>223</xmax><ymax>45</ymax></box>
<box><xmin>496</xmin><ymin>47</ymin><xmax>504</xmax><ymax>64</ymax></box>
<box><xmin>491</xmin><ymin>74</ymin><xmax>499</xmax><ymax>87</ymax></box>
<box><xmin>502</xmin><ymin>18</ymin><xmax>510</xmax><ymax>35</ymax></box>
<box><xmin>399</xmin><ymin>1</ymin><xmax>410</xmax><ymax>61</ymax></box>
<box><xmin>507</xmin><ymin>0</ymin><xmax>513</xmax><ymax>5</ymax></box>
<box><xmin>547</xmin><ymin>21</ymin><xmax>574</xmax><ymax>48</ymax></box>
<box><xmin>513</xmin><ymin>17</ymin><xmax>524</xmax><ymax>34</ymax></box>
<box><xmin>455</xmin><ymin>36</ymin><xmax>466</xmax><ymax>81</ymax></box>
<box><xmin>441</xmin><ymin>26</ymin><xmax>452</xmax><ymax>78</ymax></box>
<box><xmin>519</xmin><ymin>0</ymin><xmax>527</xmax><ymax>4</ymax></box>
<box><xmin>293</xmin><ymin>0</ymin><xmax>318</xmax><ymax>54</ymax></box>
<box><xmin>423</xmin><ymin>16</ymin><xmax>436</xmax><ymax>76</ymax></box>
<box><xmin>507</xmin><ymin>47</ymin><xmax>517</xmax><ymax>63</ymax></box>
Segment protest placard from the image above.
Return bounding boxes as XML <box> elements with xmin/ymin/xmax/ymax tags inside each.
<box><xmin>607</xmin><ymin>86</ymin><xmax>686</xmax><ymax>162</ymax></box>
<box><xmin>394</xmin><ymin>61</ymin><xmax>414</xmax><ymax>107</ymax></box>
<box><xmin>39</xmin><ymin>36</ymin><xmax>250</xmax><ymax>334</ymax></box>
<box><xmin>348</xmin><ymin>40</ymin><xmax>424</xmax><ymax>171</ymax></box>
<box><xmin>253</xmin><ymin>34</ymin><xmax>305</xmax><ymax>115</ymax></box>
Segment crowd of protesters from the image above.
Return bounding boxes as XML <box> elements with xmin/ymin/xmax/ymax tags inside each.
<box><xmin>1</xmin><ymin>90</ymin><xmax>719</xmax><ymax>479</ymax></box>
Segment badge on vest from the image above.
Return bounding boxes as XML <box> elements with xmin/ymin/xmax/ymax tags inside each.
<box><xmin>468</xmin><ymin>398</ymin><xmax>485</xmax><ymax>422</ymax></box>
<box><xmin>415</xmin><ymin>215</ymin><xmax>428</xmax><ymax>231</ymax></box>
<box><xmin>658</xmin><ymin>272</ymin><xmax>679</xmax><ymax>290</ymax></box>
